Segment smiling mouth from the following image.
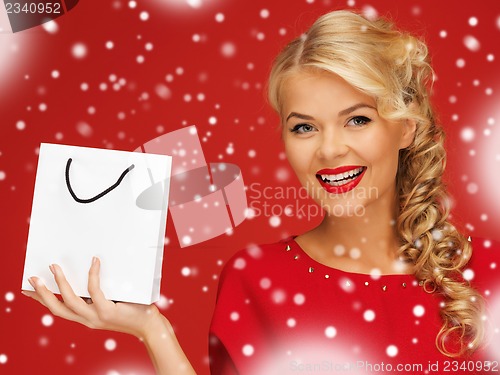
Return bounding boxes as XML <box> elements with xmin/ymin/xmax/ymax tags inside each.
<box><xmin>316</xmin><ymin>167</ymin><xmax>366</xmax><ymax>187</ymax></box>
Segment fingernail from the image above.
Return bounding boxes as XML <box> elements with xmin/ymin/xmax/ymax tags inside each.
<box><xmin>92</xmin><ymin>256</ymin><xmax>98</xmax><ymax>265</ymax></box>
<box><xmin>49</xmin><ymin>264</ymin><xmax>55</xmax><ymax>275</ymax></box>
<box><xmin>21</xmin><ymin>291</ymin><xmax>31</xmax><ymax>298</ymax></box>
<box><xmin>28</xmin><ymin>277</ymin><xmax>35</xmax><ymax>288</ymax></box>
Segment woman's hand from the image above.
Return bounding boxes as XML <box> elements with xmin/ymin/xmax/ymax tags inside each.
<box><xmin>23</xmin><ymin>257</ymin><xmax>197</xmax><ymax>374</ymax></box>
<box><xmin>22</xmin><ymin>257</ymin><xmax>161</xmax><ymax>339</ymax></box>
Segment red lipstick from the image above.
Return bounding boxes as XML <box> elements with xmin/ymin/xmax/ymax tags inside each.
<box><xmin>316</xmin><ymin>166</ymin><xmax>366</xmax><ymax>194</ymax></box>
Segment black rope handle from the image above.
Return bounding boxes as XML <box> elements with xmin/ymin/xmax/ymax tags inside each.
<box><xmin>65</xmin><ymin>158</ymin><xmax>135</xmax><ymax>204</ymax></box>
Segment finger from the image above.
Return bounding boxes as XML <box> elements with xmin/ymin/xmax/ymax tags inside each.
<box><xmin>28</xmin><ymin>277</ymin><xmax>86</xmax><ymax>324</ymax></box>
<box><xmin>87</xmin><ymin>257</ymin><xmax>112</xmax><ymax>308</ymax></box>
<box><xmin>50</xmin><ymin>264</ymin><xmax>90</xmax><ymax>315</ymax></box>
<box><xmin>21</xmin><ymin>290</ymin><xmax>48</xmax><ymax>308</ymax></box>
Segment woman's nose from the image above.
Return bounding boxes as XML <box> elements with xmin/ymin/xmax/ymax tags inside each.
<box><xmin>316</xmin><ymin>130</ymin><xmax>349</xmax><ymax>160</ymax></box>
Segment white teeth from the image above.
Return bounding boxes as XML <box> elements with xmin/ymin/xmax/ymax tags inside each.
<box><xmin>319</xmin><ymin>167</ymin><xmax>364</xmax><ymax>183</ymax></box>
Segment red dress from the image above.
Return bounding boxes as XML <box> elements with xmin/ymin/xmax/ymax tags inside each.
<box><xmin>209</xmin><ymin>236</ymin><xmax>500</xmax><ymax>374</ymax></box>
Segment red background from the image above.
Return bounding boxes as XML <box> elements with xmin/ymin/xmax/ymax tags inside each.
<box><xmin>1</xmin><ymin>0</ymin><xmax>499</xmax><ymax>374</ymax></box>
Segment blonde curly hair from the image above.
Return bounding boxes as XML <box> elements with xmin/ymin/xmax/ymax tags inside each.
<box><xmin>267</xmin><ymin>10</ymin><xmax>484</xmax><ymax>357</ymax></box>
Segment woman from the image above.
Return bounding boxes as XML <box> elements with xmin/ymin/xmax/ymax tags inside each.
<box><xmin>23</xmin><ymin>10</ymin><xmax>498</xmax><ymax>374</ymax></box>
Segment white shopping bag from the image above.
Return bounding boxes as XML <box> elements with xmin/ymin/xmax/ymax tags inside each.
<box><xmin>21</xmin><ymin>143</ymin><xmax>172</xmax><ymax>304</ymax></box>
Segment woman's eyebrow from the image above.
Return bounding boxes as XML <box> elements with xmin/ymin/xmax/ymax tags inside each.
<box><xmin>286</xmin><ymin>112</ymin><xmax>315</xmax><ymax>122</ymax></box>
<box><xmin>286</xmin><ymin>103</ymin><xmax>377</xmax><ymax>123</ymax></box>
<box><xmin>338</xmin><ymin>103</ymin><xmax>377</xmax><ymax>116</ymax></box>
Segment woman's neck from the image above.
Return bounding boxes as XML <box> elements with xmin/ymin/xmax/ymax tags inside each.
<box><xmin>296</xmin><ymin>192</ymin><xmax>410</xmax><ymax>274</ymax></box>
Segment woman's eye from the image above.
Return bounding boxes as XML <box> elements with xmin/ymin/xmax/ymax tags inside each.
<box><xmin>290</xmin><ymin>124</ymin><xmax>316</xmax><ymax>134</ymax></box>
<box><xmin>347</xmin><ymin>116</ymin><xmax>372</xmax><ymax>127</ymax></box>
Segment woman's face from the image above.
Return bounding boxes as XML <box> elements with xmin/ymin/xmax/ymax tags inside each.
<box><xmin>281</xmin><ymin>69</ymin><xmax>415</xmax><ymax>217</ymax></box>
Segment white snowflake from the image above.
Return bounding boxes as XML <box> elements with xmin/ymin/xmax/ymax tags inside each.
<box><xmin>16</xmin><ymin>120</ymin><xmax>26</xmax><ymax>130</ymax></box>
<box><xmin>460</xmin><ymin>127</ymin><xmax>475</xmax><ymax>142</ymax></box>
<box><xmin>242</xmin><ymin>344</ymin><xmax>254</xmax><ymax>356</ymax></box>
<box><xmin>104</xmin><ymin>338</ymin><xmax>117</xmax><ymax>351</ymax></box>
<box><xmin>269</xmin><ymin>216</ymin><xmax>281</xmax><ymax>228</ymax></box>
<box><xmin>233</xmin><ymin>258</ymin><xmax>246</xmax><ymax>270</ymax></box>
<box><xmin>463</xmin><ymin>269</ymin><xmax>475</xmax><ymax>281</ymax></box>
<box><xmin>413</xmin><ymin>305</ymin><xmax>425</xmax><ymax>317</ymax></box>
<box><xmin>324</xmin><ymin>326</ymin><xmax>337</xmax><ymax>338</ymax></box>
<box><xmin>260</xmin><ymin>278</ymin><xmax>271</xmax><ymax>289</ymax></box>
<box><xmin>349</xmin><ymin>247</ymin><xmax>361</xmax><ymax>259</ymax></box>
<box><xmin>363</xmin><ymin>310</ymin><xmax>375</xmax><ymax>322</ymax></box>
<box><xmin>41</xmin><ymin>314</ymin><xmax>54</xmax><ymax>327</ymax></box>
<box><xmin>215</xmin><ymin>13</ymin><xmax>225</xmax><ymax>23</ymax></box>
<box><xmin>468</xmin><ymin>17</ymin><xmax>478</xmax><ymax>27</ymax></box>
<box><xmin>339</xmin><ymin>277</ymin><xmax>355</xmax><ymax>293</ymax></box>
<box><xmin>72</xmin><ymin>43</ymin><xmax>87</xmax><ymax>59</ymax></box>
<box><xmin>333</xmin><ymin>244</ymin><xmax>345</xmax><ymax>256</ymax></box>
<box><xmin>75</xmin><ymin>122</ymin><xmax>92</xmax><ymax>138</ymax></box>
<box><xmin>464</xmin><ymin>35</ymin><xmax>480</xmax><ymax>52</ymax></box>
<box><xmin>181</xmin><ymin>235</ymin><xmax>192</xmax><ymax>246</ymax></box>
<box><xmin>293</xmin><ymin>293</ymin><xmax>305</xmax><ymax>305</ymax></box>
<box><xmin>221</xmin><ymin>42</ymin><xmax>236</xmax><ymax>58</ymax></box>
<box><xmin>361</xmin><ymin>5</ymin><xmax>378</xmax><ymax>21</ymax></box>
<box><xmin>466</xmin><ymin>182</ymin><xmax>479</xmax><ymax>194</ymax></box>
<box><xmin>230</xmin><ymin>312</ymin><xmax>239</xmax><ymax>321</ymax></box>
<box><xmin>271</xmin><ymin>289</ymin><xmax>286</xmax><ymax>304</ymax></box>
<box><xmin>42</xmin><ymin>20</ymin><xmax>58</xmax><ymax>33</ymax></box>
<box><xmin>386</xmin><ymin>345</ymin><xmax>398</xmax><ymax>357</ymax></box>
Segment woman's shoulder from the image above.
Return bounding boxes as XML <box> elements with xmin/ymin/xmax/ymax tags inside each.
<box><xmin>213</xmin><ymin>237</ymin><xmax>297</xmax><ymax>303</ymax></box>
<box><xmin>221</xmin><ymin>236</ymin><xmax>295</xmax><ymax>272</ymax></box>
<box><xmin>218</xmin><ymin>234</ymin><xmax>500</xmax><ymax>287</ymax></box>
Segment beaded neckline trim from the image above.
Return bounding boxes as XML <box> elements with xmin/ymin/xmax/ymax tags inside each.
<box><xmin>284</xmin><ymin>241</ymin><xmax>426</xmax><ymax>292</ymax></box>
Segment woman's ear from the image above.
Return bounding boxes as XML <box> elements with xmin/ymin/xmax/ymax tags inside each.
<box><xmin>399</xmin><ymin>103</ymin><xmax>418</xmax><ymax>149</ymax></box>
<box><xmin>399</xmin><ymin>117</ymin><xmax>417</xmax><ymax>149</ymax></box>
